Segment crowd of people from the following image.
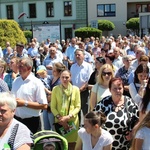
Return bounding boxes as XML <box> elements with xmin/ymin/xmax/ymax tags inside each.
<box><xmin>1</xmin><ymin>34</ymin><xmax>150</xmax><ymax>149</ymax></box>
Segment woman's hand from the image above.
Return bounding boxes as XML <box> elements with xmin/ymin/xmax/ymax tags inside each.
<box><xmin>59</xmin><ymin>116</ymin><xmax>70</xmax><ymax>124</ymax></box>
<box><xmin>125</xmin><ymin>131</ymin><xmax>133</xmax><ymax>141</ymax></box>
<box><xmin>58</xmin><ymin>116</ymin><xmax>70</xmax><ymax>130</ymax></box>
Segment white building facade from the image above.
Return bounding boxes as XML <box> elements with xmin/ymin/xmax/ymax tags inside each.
<box><xmin>0</xmin><ymin>0</ymin><xmax>87</xmax><ymax>41</ymax></box>
<box><xmin>88</xmin><ymin>0</ymin><xmax>150</xmax><ymax>37</ymax></box>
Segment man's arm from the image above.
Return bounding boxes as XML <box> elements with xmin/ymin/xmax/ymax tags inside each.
<box><xmin>16</xmin><ymin>98</ymin><xmax>47</xmax><ymax>110</ymax></box>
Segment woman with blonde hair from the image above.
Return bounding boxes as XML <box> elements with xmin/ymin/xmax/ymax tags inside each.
<box><xmin>131</xmin><ymin>111</ymin><xmax>150</xmax><ymax>150</ymax></box>
<box><xmin>0</xmin><ymin>59</ymin><xmax>7</xmax><ymax>79</ymax></box>
<box><xmin>90</xmin><ymin>64</ymin><xmax>114</xmax><ymax>110</ymax></box>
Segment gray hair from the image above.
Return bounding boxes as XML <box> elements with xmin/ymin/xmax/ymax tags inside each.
<box><xmin>0</xmin><ymin>92</ymin><xmax>17</xmax><ymax>110</ymax></box>
<box><xmin>122</xmin><ymin>55</ymin><xmax>132</xmax><ymax>61</ymax></box>
<box><xmin>75</xmin><ymin>48</ymin><xmax>85</xmax><ymax>55</ymax></box>
<box><xmin>19</xmin><ymin>57</ymin><xmax>33</xmax><ymax>68</ymax></box>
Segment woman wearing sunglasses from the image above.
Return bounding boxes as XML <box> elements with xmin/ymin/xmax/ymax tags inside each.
<box><xmin>90</xmin><ymin>64</ymin><xmax>114</xmax><ymax>110</ymax></box>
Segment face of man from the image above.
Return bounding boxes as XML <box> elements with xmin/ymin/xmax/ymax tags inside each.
<box><xmin>49</xmin><ymin>47</ymin><xmax>56</xmax><ymax>57</ymax></box>
<box><xmin>18</xmin><ymin>60</ymin><xmax>31</xmax><ymax>80</ymax></box>
<box><xmin>113</xmin><ymin>47</ymin><xmax>120</xmax><ymax>58</ymax></box>
<box><xmin>75</xmin><ymin>50</ymin><xmax>84</xmax><ymax>63</ymax></box>
<box><xmin>0</xmin><ymin>103</ymin><xmax>15</xmax><ymax>127</ymax></box>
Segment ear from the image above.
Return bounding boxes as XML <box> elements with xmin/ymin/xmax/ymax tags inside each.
<box><xmin>95</xmin><ymin>124</ymin><xmax>99</xmax><ymax>128</ymax></box>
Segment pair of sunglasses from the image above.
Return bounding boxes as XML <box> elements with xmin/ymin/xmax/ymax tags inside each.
<box><xmin>102</xmin><ymin>72</ymin><xmax>112</xmax><ymax>76</ymax></box>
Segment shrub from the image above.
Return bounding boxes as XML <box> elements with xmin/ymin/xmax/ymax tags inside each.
<box><xmin>0</xmin><ymin>19</ymin><xmax>27</xmax><ymax>49</ymax></box>
<box><xmin>75</xmin><ymin>27</ymin><xmax>102</xmax><ymax>39</ymax></box>
<box><xmin>98</xmin><ymin>20</ymin><xmax>115</xmax><ymax>31</ymax></box>
<box><xmin>23</xmin><ymin>30</ymin><xmax>32</xmax><ymax>39</ymax></box>
<box><xmin>126</xmin><ymin>18</ymin><xmax>139</xmax><ymax>30</ymax></box>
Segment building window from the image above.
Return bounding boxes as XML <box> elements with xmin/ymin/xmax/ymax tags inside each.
<box><xmin>97</xmin><ymin>4</ymin><xmax>116</xmax><ymax>17</ymax></box>
<box><xmin>29</xmin><ymin>3</ymin><xmax>36</xmax><ymax>18</ymax></box>
<box><xmin>64</xmin><ymin>1</ymin><xmax>72</xmax><ymax>16</ymax></box>
<box><xmin>46</xmin><ymin>2</ymin><xmax>54</xmax><ymax>17</ymax></box>
<box><xmin>136</xmin><ymin>4</ymin><xmax>150</xmax><ymax>13</ymax></box>
<box><xmin>6</xmin><ymin>5</ymin><xmax>14</xmax><ymax>19</ymax></box>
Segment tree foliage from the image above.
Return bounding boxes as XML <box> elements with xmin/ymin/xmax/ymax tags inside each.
<box><xmin>126</xmin><ymin>18</ymin><xmax>139</xmax><ymax>30</ymax></box>
<box><xmin>98</xmin><ymin>20</ymin><xmax>115</xmax><ymax>31</ymax></box>
<box><xmin>0</xmin><ymin>19</ymin><xmax>27</xmax><ymax>49</ymax></box>
<box><xmin>75</xmin><ymin>27</ymin><xmax>102</xmax><ymax>39</ymax></box>
<box><xmin>23</xmin><ymin>30</ymin><xmax>32</xmax><ymax>39</ymax></box>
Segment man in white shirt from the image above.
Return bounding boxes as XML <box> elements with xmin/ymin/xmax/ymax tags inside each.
<box><xmin>70</xmin><ymin>49</ymin><xmax>93</xmax><ymax>121</ymax></box>
<box><xmin>11</xmin><ymin>57</ymin><xmax>47</xmax><ymax>134</ymax></box>
<box><xmin>113</xmin><ymin>47</ymin><xmax>123</xmax><ymax>69</ymax></box>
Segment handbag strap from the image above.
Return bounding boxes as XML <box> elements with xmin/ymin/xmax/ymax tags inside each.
<box><xmin>67</xmin><ymin>86</ymin><xmax>73</xmax><ymax>115</ymax></box>
<box><xmin>8</xmin><ymin>123</ymin><xmax>19</xmax><ymax>149</ymax></box>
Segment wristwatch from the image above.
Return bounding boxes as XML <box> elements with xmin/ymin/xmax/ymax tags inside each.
<box><xmin>24</xmin><ymin>100</ymin><xmax>28</xmax><ymax>107</ymax></box>
<box><xmin>56</xmin><ymin>114</ymin><xmax>61</xmax><ymax>119</ymax></box>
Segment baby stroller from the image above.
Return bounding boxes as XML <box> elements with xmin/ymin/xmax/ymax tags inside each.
<box><xmin>33</xmin><ymin>130</ymin><xmax>68</xmax><ymax>150</ymax></box>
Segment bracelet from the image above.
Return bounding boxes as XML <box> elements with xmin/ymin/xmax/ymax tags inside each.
<box><xmin>69</xmin><ymin>114</ymin><xmax>73</xmax><ymax>118</ymax></box>
<box><xmin>24</xmin><ymin>100</ymin><xmax>28</xmax><ymax>107</ymax></box>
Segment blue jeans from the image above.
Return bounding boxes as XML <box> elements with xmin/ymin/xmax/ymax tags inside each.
<box><xmin>43</xmin><ymin>110</ymin><xmax>55</xmax><ymax>130</ymax></box>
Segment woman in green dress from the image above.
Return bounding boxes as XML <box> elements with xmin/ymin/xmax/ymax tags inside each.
<box><xmin>51</xmin><ymin>69</ymin><xmax>81</xmax><ymax>150</ymax></box>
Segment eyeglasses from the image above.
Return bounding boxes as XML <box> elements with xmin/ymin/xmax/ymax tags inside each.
<box><xmin>102</xmin><ymin>72</ymin><xmax>112</xmax><ymax>76</ymax></box>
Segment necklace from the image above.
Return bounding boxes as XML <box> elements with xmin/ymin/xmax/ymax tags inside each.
<box><xmin>112</xmin><ymin>101</ymin><xmax>124</xmax><ymax>112</ymax></box>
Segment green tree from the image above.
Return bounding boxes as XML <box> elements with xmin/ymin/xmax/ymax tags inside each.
<box><xmin>23</xmin><ymin>30</ymin><xmax>32</xmax><ymax>39</ymax></box>
<box><xmin>98</xmin><ymin>20</ymin><xmax>115</xmax><ymax>31</ymax></box>
<box><xmin>126</xmin><ymin>18</ymin><xmax>139</xmax><ymax>35</ymax></box>
<box><xmin>75</xmin><ymin>27</ymin><xmax>102</xmax><ymax>40</ymax></box>
<box><xmin>0</xmin><ymin>19</ymin><xmax>27</xmax><ymax>49</ymax></box>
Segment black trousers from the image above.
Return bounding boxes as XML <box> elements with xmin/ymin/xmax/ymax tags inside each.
<box><xmin>78</xmin><ymin>89</ymin><xmax>89</xmax><ymax>125</ymax></box>
<box><xmin>14</xmin><ymin>115</ymin><xmax>40</xmax><ymax>134</ymax></box>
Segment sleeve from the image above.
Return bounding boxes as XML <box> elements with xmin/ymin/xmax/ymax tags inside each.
<box><xmin>103</xmin><ymin>130</ymin><xmax>114</xmax><ymax>146</ymax></box>
<box><xmin>0</xmin><ymin>79</ymin><xmax>9</xmax><ymax>92</ymax></box>
<box><xmin>115</xmin><ymin>68</ymin><xmax>121</xmax><ymax>78</ymax></box>
<box><xmin>91</xmin><ymin>83</ymin><xmax>98</xmax><ymax>93</ymax></box>
<box><xmin>51</xmin><ymin>86</ymin><xmax>60</xmax><ymax>116</ymax></box>
<box><xmin>78</xmin><ymin>128</ymin><xmax>86</xmax><ymax>140</ymax></box>
<box><xmin>14</xmin><ymin>123</ymin><xmax>33</xmax><ymax>149</ymax></box>
<box><xmin>70</xmin><ymin>86</ymin><xmax>81</xmax><ymax>117</ymax></box>
<box><xmin>88</xmin><ymin>71</ymin><xmax>95</xmax><ymax>85</ymax></box>
<box><xmin>129</xmin><ymin>83</ymin><xmax>142</xmax><ymax>105</ymax></box>
<box><xmin>35</xmin><ymin>79</ymin><xmax>47</xmax><ymax>104</ymax></box>
<box><xmin>135</xmin><ymin>128</ymin><xmax>144</xmax><ymax>139</ymax></box>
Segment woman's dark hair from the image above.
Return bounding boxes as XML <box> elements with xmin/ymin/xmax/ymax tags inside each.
<box><xmin>105</xmin><ymin>53</ymin><xmax>115</xmax><ymax>62</ymax></box>
<box><xmin>62</xmin><ymin>45</ymin><xmax>68</xmax><ymax>53</ymax></box>
<box><xmin>109</xmin><ymin>77</ymin><xmax>124</xmax><ymax>90</ymax></box>
<box><xmin>134</xmin><ymin>64</ymin><xmax>149</xmax><ymax>83</ymax></box>
<box><xmin>85</xmin><ymin>111</ymin><xmax>106</xmax><ymax>126</ymax></box>
<box><xmin>141</xmin><ymin>78</ymin><xmax>150</xmax><ymax>113</ymax></box>
<box><xmin>96</xmin><ymin>57</ymin><xmax>106</xmax><ymax>64</ymax></box>
<box><xmin>104</xmin><ymin>41</ymin><xmax>111</xmax><ymax>50</ymax></box>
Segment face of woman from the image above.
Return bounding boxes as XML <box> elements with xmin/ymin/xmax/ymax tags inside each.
<box><xmin>52</xmin><ymin>66</ymin><xmax>60</xmax><ymax>77</ymax></box>
<box><xmin>106</xmin><ymin>57</ymin><xmax>112</xmax><ymax>65</ymax></box>
<box><xmin>9</xmin><ymin>59</ymin><xmax>17</xmax><ymax>71</ymax></box>
<box><xmin>110</xmin><ymin>80</ymin><xmax>124</xmax><ymax>98</ymax></box>
<box><xmin>102</xmin><ymin>68</ymin><xmax>112</xmax><ymax>82</ymax></box>
<box><xmin>60</xmin><ymin>71</ymin><xmax>71</xmax><ymax>87</ymax></box>
<box><xmin>137</xmin><ymin>72</ymin><xmax>148</xmax><ymax>83</ymax></box>
<box><xmin>95</xmin><ymin>60</ymin><xmax>103</xmax><ymax>70</ymax></box>
<box><xmin>0</xmin><ymin>64</ymin><xmax>4</xmax><ymax>75</ymax></box>
<box><xmin>84</xmin><ymin>119</ymin><xmax>94</xmax><ymax>134</ymax></box>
